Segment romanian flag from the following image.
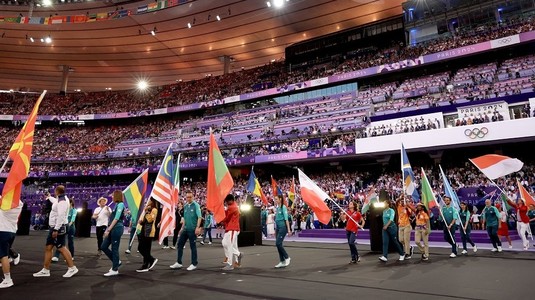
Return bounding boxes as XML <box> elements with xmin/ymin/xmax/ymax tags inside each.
<box><xmin>420</xmin><ymin>168</ymin><xmax>438</xmax><ymax>210</ymax></box>
<box><xmin>247</xmin><ymin>168</ymin><xmax>268</xmax><ymax>205</ymax></box>
<box><xmin>1</xmin><ymin>91</ymin><xmax>46</xmax><ymax>210</ymax></box>
<box><xmin>206</xmin><ymin>131</ymin><xmax>234</xmax><ymax>223</ymax></box>
<box><xmin>123</xmin><ymin>168</ymin><xmax>149</xmax><ymax>223</ymax></box>
<box><xmin>517</xmin><ymin>180</ymin><xmax>535</xmax><ymax>207</ymax></box>
<box><xmin>298</xmin><ymin>169</ymin><xmax>332</xmax><ymax>224</ymax></box>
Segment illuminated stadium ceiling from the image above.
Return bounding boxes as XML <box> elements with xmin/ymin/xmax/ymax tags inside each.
<box><xmin>0</xmin><ymin>0</ymin><xmax>404</xmax><ymax>92</ymax></box>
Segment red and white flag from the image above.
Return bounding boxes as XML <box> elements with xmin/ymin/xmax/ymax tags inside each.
<box><xmin>469</xmin><ymin>154</ymin><xmax>523</xmax><ymax>180</ymax></box>
<box><xmin>297</xmin><ymin>169</ymin><xmax>332</xmax><ymax>225</ymax></box>
<box><xmin>517</xmin><ymin>180</ymin><xmax>535</xmax><ymax>207</ymax></box>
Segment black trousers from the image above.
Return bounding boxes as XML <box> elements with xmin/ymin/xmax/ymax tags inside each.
<box><xmin>96</xmin><ymin>225</ymin><xmax>107</xmax><ymax>251</ymax></box>
<box><xmin>138</xmin><ymin>234</ymin><xmax>154</xmax><ymax>266</ymax></box>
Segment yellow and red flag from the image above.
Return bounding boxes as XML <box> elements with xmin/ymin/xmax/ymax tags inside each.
<box><xmin>1</xmin><ymin>91</ymin><xmax>46</xmax><ymax>210</ymax></box>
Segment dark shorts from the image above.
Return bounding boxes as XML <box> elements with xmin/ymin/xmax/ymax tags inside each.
<box><xmin>46</xmin><ymin>228</ymin><xmax>66</xmax><ymax>248</ymax></box>
<box><xmin>0</xmin><ymin>231</ymin><xmax>15</xmax><ymax>258</ymax></box>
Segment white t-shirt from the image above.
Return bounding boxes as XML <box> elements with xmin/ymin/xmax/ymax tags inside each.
<box><xmin>94</xmin><ymin>206</ymin><xmax>111</xmax><ymax>227</ymax></box>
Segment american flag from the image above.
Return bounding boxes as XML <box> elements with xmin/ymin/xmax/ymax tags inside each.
<box><xmin>149</xmin><ymin>145</ymin><xmax>176</xmax><ymax>244</ymax></box>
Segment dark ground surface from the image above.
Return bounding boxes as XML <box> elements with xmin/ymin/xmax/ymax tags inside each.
<box><xmin>1</xmin><ymin>231</ymin><xmax>533</xmax><ymax>300</ymax></box>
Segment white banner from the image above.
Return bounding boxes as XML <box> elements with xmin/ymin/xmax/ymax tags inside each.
<box><xmin>355</xmin><ymin>117</ymin><xmax>535</xmax><ymax>154</ymax></box>
<box><xmin>490</xmin><ymin>34</ymin><xmax>520</xmax><ymax>49</ymax></box>
<box><xmin>310</xmin><ymin>77</ymin><xmax>329</xmax><ymax>87</ymax></box>
<box><xmin>457</xmin><ymin>101</ymin><xmax>510</xmax><ymax>120</ymax></box>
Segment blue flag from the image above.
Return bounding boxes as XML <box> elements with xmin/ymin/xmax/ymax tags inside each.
<box><xmin>401</xmin><ymin>144</ymin><xmax>420</xmax><ymax>201</ymax></box>
<box><xmin>439</xmin><ymin>165</ymin><xmax>460</xmax><ymax>211</ymax></box>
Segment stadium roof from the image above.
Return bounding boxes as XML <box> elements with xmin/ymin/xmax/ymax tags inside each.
<box><xmin>0</xmin><ymin>0</ymin><xmax>403</xmax><ymax>92</ymax></box>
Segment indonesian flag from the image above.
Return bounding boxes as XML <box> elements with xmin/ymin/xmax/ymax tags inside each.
<box><xmin>297</xmin><ymin>169</ymin><xmax>332</xmax><ymax>224</ymax></box>
<box><xmin>469</xmin><ymin>154</ymin><xmax>523</xmax><ymax>180</ymax></box>
<box><xmin>517</xmin><ymin>180</ymin><xmax>535</xmax><ymax>207</ymax></box>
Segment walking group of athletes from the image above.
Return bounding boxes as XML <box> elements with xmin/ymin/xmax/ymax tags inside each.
<box><xmin>0</xmin><ymin>186</ymin><xmax>295</xmax><ymax>289</ymax></box>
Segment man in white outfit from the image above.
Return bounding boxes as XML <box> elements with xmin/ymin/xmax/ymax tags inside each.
<box><xmin>33</xmin><ymin>186</ymin><xmax>78</xmax><ymax>278</ymax></box>
<box><xmin>0</xmin><ymin>201</ymin><xmax>23</xmax><ymax>288</ymax></box>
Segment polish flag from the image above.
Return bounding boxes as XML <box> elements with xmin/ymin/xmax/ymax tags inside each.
<box><xmin>469</xmin><ymin>154</ymin><xmax>523</xmax><ymax>180</ymax></box>
<box><xmin>297</xmin><ymin>169</ymin><xmax>332</xmax><ymax>225</ymax></box>
<box><xmin>517</xmin><ymin>180</ymin><xmax>535</xmax><ymax>207</ymax></box>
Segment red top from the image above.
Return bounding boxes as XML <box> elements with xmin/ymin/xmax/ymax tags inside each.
<box><xmin>511</xmin><ymin>202</ymin><xmax>530</xmax><ymax>223</ymax></box>
<box><xmin>223</xmin><ymin>202</ymin><xmax>240</xmax><ymax>232</ymax></box>
<box><xmin>345</xmin><ymin>210</ymin><xmax>362</xmax><ymax>233</ymax></box>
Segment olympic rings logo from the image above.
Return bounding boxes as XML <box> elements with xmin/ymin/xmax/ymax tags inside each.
<box><xmin>464</xmin><ymin>127</ymin><xmax>489</xmax><ymax>139</ymax></box>
<box><xmin>498</xmin><ymin>38</ymin><xmax>512</xmax><ymax>44</ymax></box>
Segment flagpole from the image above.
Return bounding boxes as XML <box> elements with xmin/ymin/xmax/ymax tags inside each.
<box><xmin>326</xmin><ymin>198</ymin><xmax>363</xmax><ymax>230</ymax></box>
<box><xmin>0</xmin><ymin>157</ymin><xmax>10</xmax><ymax>176</ymax></box>
<box><xmin>436</xmin><ymin>195</ymin><xmax>457</xmax><ymax>246</ymax></box>
<box><xmin>439</xmin><ymin>165</ymin><xmax>467</xmax><ymax>235</ymax></box>
<box><xmin>401</xmin><ymin>144</ymin><xmax>406</xmax><ymax>205</ymax></box>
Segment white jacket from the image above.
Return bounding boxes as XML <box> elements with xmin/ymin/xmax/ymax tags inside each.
<box><xmin>0</xmin><ymin>202</ymin><xmax>23</xmax><ymax>233</ymax></box>
<box><xmin>48</xmin><ymin>195</ymin><xmax>69</xmax><ymax>230</ymax></box>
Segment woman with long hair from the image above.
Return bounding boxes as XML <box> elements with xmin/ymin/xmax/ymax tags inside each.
<box><xmin>136</xmin><ymin>198</ymin><xmax>158</xmax><ymax>272</ymax></box>
<box><xmin>459</xmin><ymin>202</ymin><xmax>477</xmax><ymax>254</ymax></box>
<box><xmin>274</xmin><ymin>196</ymin><xmax>292</xmax><ymax>268</ymax></box>
<box><xmin>345</xmin><ymin>201</ymin><xmax>364</xmax><ymax>264</ymax></box>
<box><xmin>414</xmin><ymin>203</ymin><xmax>430</xmax><ymax>261</ymax></box>
<box><xmin>101</xmin><ymin>191</ymin><xmax>125</xmax><ymax>276</ymax></box>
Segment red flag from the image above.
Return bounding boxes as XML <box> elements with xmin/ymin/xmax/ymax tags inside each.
<box><xmin>206</xmin><ymin>131</ymin><xmax>234</xmax><ymax>223</ymax></box>
<box><xmin>517</xmin><ymin>180</ymin><xmax>535</xmax><ymax>207</ymax></box>
<box><xmin>1</xmin><ymin>91</ymin><xmax>46</xmax><ymax>210</ymax></box>
<box><xmin>297</xmin><ymin>169</ymin><xmax>332</xmax><ymax>224</ymax></box>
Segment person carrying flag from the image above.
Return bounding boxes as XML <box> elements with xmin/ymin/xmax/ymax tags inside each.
<box><xmin>414</xmin><ymin>203</ymin><xmax>430</xmax><ymax>261</ymax></box>
<box><xmin>345</xmin><ymin>201</ymin><xmax>364</xmax><ymax>264</ymax></box>
<box><xmin>221</xmin><ymin>194</ymin><xmax>242</xmax><ymax>271</ymax></box>
<box><xmin>396</xmin><ymin>196</ymin><xmax>414</xmax><ymax>259</ymax></box>
<box><xmin>136</xmin><ymin>198</ymin><xmax>158</xmax><ymax>273</ymax></box>
<box><xmin>504</xmin><ymin>197</ymin><xmax>531</xmax><ymax>250</ymax></box>
<box><xmin>0</xmin><ymin>201</ymin><xmax>23</xmax><ymax>288</ymax></box>
<box><xmin>440</xmin><ymin>196</ymin><xmax>458</xmax><ymax>258</ymax></box>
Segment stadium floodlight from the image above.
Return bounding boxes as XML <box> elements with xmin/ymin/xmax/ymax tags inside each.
<box><xmin>273</xmin><ymin>0</ymin><xmax>284</xmax><ymax>8</ymax></box>
<box><xmin>42</xmin><ymin>0</ymin><xmax>52</xmax><ymax>6</ymax></box>
<box><xmin>266</xmin><ymin>1</ymin><xmax>271</xmax><ymax>8</ymax></box>
<box><xmin>137</xmin><ymin>80</ymin><xmax>149</xmax><ymax>90</ymax></box>
<box><xmin>45</xmin><ymin>36</ymin><xmax>52</xmax><ymax>44</ymax></box>
<box><xmin>216</xmin><ymin>15</ymin><xmax>221</xmax><ymax>21</ymax></box>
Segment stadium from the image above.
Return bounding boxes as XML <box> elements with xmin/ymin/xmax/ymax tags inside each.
<box><xmin>0</xmin><ymin>0</ymin><xmax>534</xmax><ymax>299</ymax></box>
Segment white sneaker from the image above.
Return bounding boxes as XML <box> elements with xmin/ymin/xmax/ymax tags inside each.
<box><xmin>508</xmin><ymin>245</ymin><xmax>513</xmax><ymax>249</ymax></box>
<box><xmin>275</xmin><ymin>262</ymin><xmax>286</xmax><ymax>268</ymax></box>
<box><xmin>33</xmin><ymin>268</ymin><xmax>51</xmax><ymax>277</ymax></box>
<box><xmin>104</xmin><ymin>270</ymin><xmax>119</xmax><ymax>277</ymax></box>
<box><xmin>449</xmin><ymin>253</ymin><xmax>457</xmax><ymax>258</ymax></box>
<box><xmin>208</xmin><ymin>242</ymin><xmax>212</xmax><ymax>245</ymax></box>
<box><xmin>13</xmin><ymin>254</ymin><xmax>20</xmax><ymax>266</ymax></box>
<box><xmin>170</xmin><ymin>246</ymin><xmax>176</xmax><ymax>250</ymax></box>
<box><xmin>200</xmin><ymin>241</ymin><xmax>205</xmax><ymax>245</ymax></box>
<box><xmin>162</xmin><ymin>246</ymin><xmax>170</xmax><ymax>249</ymax></box>
<box><xmin>524</xmin><ymin>246</ymin><xmax>529</xmax><ymax>251</ymax></box>
<box><xmin>0</xmin><ymin>278</ymin><xmax>13</xmax><ymax>289</ymax></box>
<box><xmin>378</xmin><ymin>256</ymin><xmax>388</xmax><ymax>262</ymax></box>
<box><xmin>497</xmin><ymin>246</ymin><xmax>503</xmax><ymax>252</ymax></box>
<box><xmin>186</xmin><ymin>264</ymin><xmax>197</xmax><ymax>271</ymax></box>
<box><xmin>169</xmin><ymin>262</ymin><xmax>183</xmax><ymax>269</ymax></box>
<box><xmin>473</xmin><ymin>245</ymin><xmax>478</xmax><ymax>253</ymax></box>
<box><xmin>491</xmin><ymin>248</ymin><xmax>498</xmax><ymax>252</ymax></box>
<box><xmin>63</xmin><ymin>266</ymin><xmax>79</xmax><ymax>278</ymax></box>
<box><xmin>284</xmin><ymin>257</ymin><xmax>291</xmax><ymax>266</ymax></box>
<box><xmin>398</xmin><ymin>255</ymin><xmax>405</xmax><ymax>261</ymax></box>
<box><xmin>125</xmin><ymin>249</ymin><xmax>131</xmax><ymax>254</ymax></box>
<box><xmin>461</xmin><ymin>250</ymin><xmax>468</xmax><ymax>255</ymax></box>
<box><xmin>51</xmin><ymin>257</ymin><xmax>59</xmax><ymax>262</ymax></box>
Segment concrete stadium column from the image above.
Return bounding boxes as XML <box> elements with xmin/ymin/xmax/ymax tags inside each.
<box><xmin>60</xmin><ymin>65</ymin><xmax>70</xmax><ymax>96</ymax></box>
<box><xmin>223</xmin><ymin>55</ymin><xmax>231</xmax><ymax>75</ymax></box>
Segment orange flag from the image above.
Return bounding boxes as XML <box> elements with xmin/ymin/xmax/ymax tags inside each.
<box><xmin>206</xmin><ymin>131</ymin><xmax>234</xmax><ymax>223</ymax></box>
<box><xmin>517</xmin><ymin>180</ymin><xmax>535</xmax><ymax>207</ymax></box>
<box><xmin>1</xmin><ymin>91</ymin><xmax>46</xmax><ymax>210</ymax></box>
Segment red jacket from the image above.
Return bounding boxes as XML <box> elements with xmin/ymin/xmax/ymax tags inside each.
<box><xmin>223</xmin><ymin>202</ymin><xmax>240</xmax><ymax>232</ymax></box>
<box><xmin>345</xmin><ymin>210</ymin><xmax>362</xmax><ymax>233</ymax></box>
<box><xmin>511</xmin><ymin>202</ymin><xmax>529</xmax><ymax>223</ymax></box>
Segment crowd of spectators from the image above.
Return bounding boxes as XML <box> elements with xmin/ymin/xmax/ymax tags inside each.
<box><xmin>1</xmin><ymin>15</ymin><xmax>535</xmax><ymax>117</ymax></box>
